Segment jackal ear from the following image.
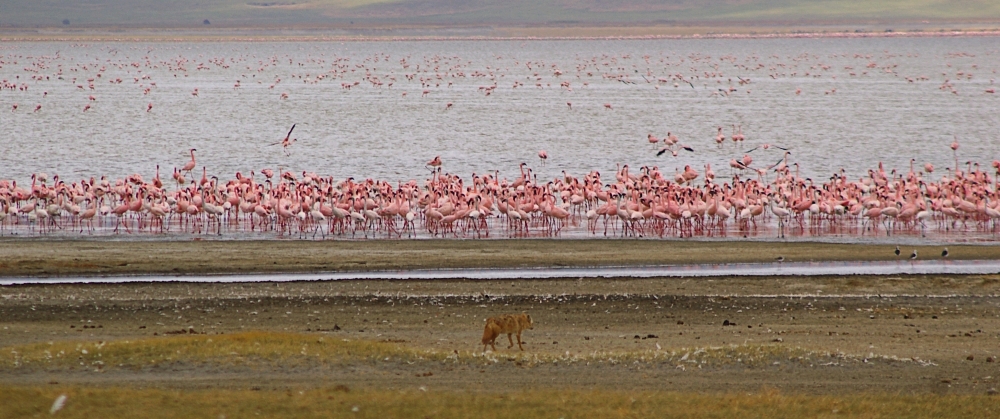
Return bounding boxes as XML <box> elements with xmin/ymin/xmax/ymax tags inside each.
<box><xmin>526</xmin><ymin>314</ymin><xmax>532</xmax><ymax>322</ymax></box>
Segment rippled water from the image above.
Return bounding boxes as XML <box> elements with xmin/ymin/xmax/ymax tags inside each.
<box><xmin>2</xmin><ymin>36</ymin><xmax>998</xmax><ymax>185</ymax></box>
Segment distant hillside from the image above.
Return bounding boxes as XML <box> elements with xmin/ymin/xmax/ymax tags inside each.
<box><xmin>2</xmin><ymin>0</ymin><xmax>999</xmax><ymax>29</ymax></box>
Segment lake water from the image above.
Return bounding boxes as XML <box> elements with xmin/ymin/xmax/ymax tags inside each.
<box><xmin>2</xmin><ymin>36</ymin><xmax>998</xmax><ymax>184</ymax></box>
<box><xmin>1</xmin><ymin>36</ymin><xmax>999</xmax><ymax>242</ymax></box>
<box><xmin>4</xmin><ymin>259</ymin><xmax>999</xmax><ymax>285</ymax></box>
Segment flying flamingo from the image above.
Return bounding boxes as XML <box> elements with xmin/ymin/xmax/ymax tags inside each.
<box><xmin>426</xmin><ymin>156</ymin><xmax>442</xmax><ymax>170</ymax></box>
<box><xmin>269</xmin><ymin>124</ymin><xmax>297</xmax><ymax>156</ymax></box>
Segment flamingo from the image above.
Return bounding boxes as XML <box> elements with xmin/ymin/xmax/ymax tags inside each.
<box><xmin>269</xmin><ymin>124</ymin><xmax>297</xmax><ymax>156</ymax></box>
<box><xmin>181</xmin><ymin>149</ymin><xmax>197</xmax><ymax>178</ymax></box>
<box><xmin>951</xmin><ymin>136</ymin><xmax>960</xmax><ymax>170</ymax></box>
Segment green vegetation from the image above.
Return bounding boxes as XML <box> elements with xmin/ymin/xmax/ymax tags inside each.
<box><xmin>0</xmin><ymin>0</ymin><xmax>997</xmax><ymax>29</ymax></box>
<box><xmin>2</xmin><ymin>386</ymin><xmax>998</xmax><ymax>418</ymax></box>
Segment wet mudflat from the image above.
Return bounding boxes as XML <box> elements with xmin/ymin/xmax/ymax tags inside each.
<box><xmin>1</xmin><ymin>239</ymin><xmax>994</xmax><ymax>278</ymax></box>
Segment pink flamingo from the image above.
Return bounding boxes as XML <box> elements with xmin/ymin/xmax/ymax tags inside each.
<box><xmin>181</xmin><ymin>149</ymin><xmax>197</xmax><ymax>178</ymax></box>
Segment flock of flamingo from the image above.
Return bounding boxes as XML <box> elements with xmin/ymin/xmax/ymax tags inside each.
<box><xmin>1</xmin><ymin>135</ymin><xmax>999</xmax><ymax>240</ymax></box>
<box><xmin>2</xmin><ymin>41</ymin><xmax>994</xmax><ymax>117</ymax></box>
<box><xmin>1</xmin><ymin>42</ymin><xmax>996</xmax><ymax>240</ymax></box>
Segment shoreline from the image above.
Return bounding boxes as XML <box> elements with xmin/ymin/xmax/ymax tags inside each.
<box><xmin>2</xmin><ymin>28</ymin><xmax>999</xmax><ymax>42</ymax></box>
<box><xmin>0</xmin><ymin>239</ymin><xmax>993</xmax><ymax>278</ymax></box>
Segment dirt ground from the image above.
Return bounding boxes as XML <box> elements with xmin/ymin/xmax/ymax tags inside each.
<box><xmin>3</xmin><ymin>275</ymin><xmax>1000</xmax><ymax>395</ymax></box>
<box><xmin>0</xmin><ymin>239</ymin><xmax>993</xmax><ymax>277</ymax></box>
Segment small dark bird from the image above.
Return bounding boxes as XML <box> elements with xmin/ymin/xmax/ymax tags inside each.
<box><xmin>895</xmin><ymin>246</ymin><xmax>901</xmax><ymax>256</ymax></box>
<box><xmin>910</xmin><ymin>250</ymin><xmax>918</xmax><ymax>260</ymax></box>
<box><xmin>942</xmin><ymin>248</ymin><xmax>949</xmax><ymax>258</ymax></box>
<box><xmin>775</xmin><ymin>256</ymin><xmax>785</xmax><ymax>262</ymax></box>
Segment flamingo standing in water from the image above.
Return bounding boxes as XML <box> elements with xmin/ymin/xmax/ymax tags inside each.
<box><xmin>538</xmin><ymin>150</ymin><xmax>548</xmax><ymax>165</ymax></box>
<box><xmin>181</xmin><ymin>149</ymin><xmax>197</xmax><ymax>178</ymax></box>
<box><xmin>951</xmin><ymin>136</ymin><xmax>960</xmax><ymax>171</ymax></box>
<box><xmin>769</xmin><ymin>198</ymin><xmax>791</xmax><ymax>238</ymax></box>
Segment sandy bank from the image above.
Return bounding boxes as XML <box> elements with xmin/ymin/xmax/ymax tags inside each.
<box><xmin>0</xmin><ymin>239</ymin><xmax>988</xmax><ymax>277</ymax></box>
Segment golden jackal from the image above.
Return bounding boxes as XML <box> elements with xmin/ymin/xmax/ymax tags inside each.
<box><xmin>481</xmin><ymin>313</ymin><xmax>533</xmax><ymax>352</ymax></box>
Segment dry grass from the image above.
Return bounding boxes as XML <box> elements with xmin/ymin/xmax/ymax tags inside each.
<box><xmin>1</xmin><ymin>331</ymin><xmax>441</xmax><ymax>370</ymax></box>
<box><xmin>1</xmin><ymin>386</ymin><xmax>997</xmax><ymax>418</ymax></box>
<box><xmin>2</xmin><ymin>331</ymin><xmax>928</xmax><ymax>371</ymax></box>
<box><xmin>2</xmin><ymin>333</ymin><xmax>985</xmax><ymax>417</ymax></box>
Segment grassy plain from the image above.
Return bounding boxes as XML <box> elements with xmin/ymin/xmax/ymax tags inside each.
<box><xmin>4</xmin><ymin>275</ymin><xmax>1000</xmax><ymax>416</ymax></box>
<box><xmin>3</xmin><ymin>385</ymin><xmax>998</xmax><ymax>419</ymax></box>
<box><xmin>3</xmin><ymin>331</ymin><xmax>1000</xmax><ymax>418</ymax></box>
